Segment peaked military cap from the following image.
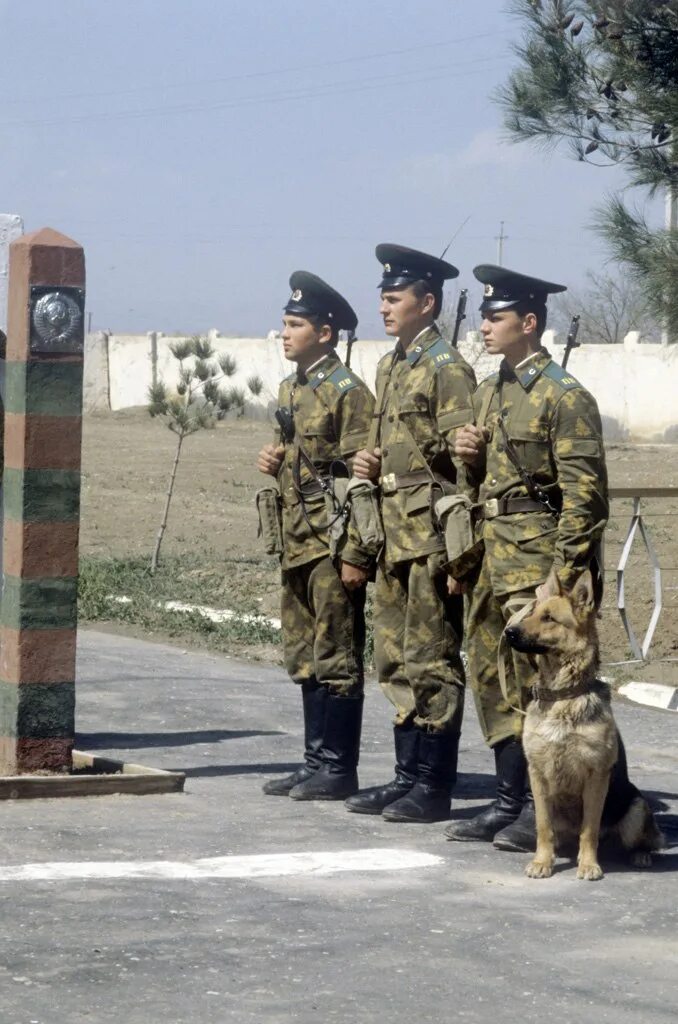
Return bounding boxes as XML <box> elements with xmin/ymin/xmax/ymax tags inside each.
<box><xmin>284</xmin><ymin>271</ymin><xmax>358</xmax><ymax>332</ymax></box>
<box><xmin>474</xmin><ymin>264</ymin><xmax>566</xmax><ymax>313</ymax></box>
<box><xmin>376</xmin><ymin>243</ymin><xmax>459</xmax><ymax>291</ymax></box>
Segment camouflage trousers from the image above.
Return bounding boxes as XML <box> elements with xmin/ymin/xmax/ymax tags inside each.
<box><xmin>374</xmin><ymin>554</ymin><xmax>465</xmax><ymax>734</ymax></box>
<box><xmin>281</xmin><ymin>556</ymin><xmax>365</xmax><ymax>697</ymax></box>
<box><xmin>466</xmin><ymin>555</ymin><xmax>538</xmax><ymax>748</ymax></box>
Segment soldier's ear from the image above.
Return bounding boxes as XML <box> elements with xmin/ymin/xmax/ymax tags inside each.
<box><xmin>535</xmin><ymin>568</ymin><xmax>562</xmax><ymax>604</ymax></box>
<box><xmin>522</xmin><ymin>311</ymin><xmax>538</xmax><ymax>337</ymax></box>
<box><xmin>318</xmin><ymin>323</ymin><xmax>333</xmax><ymax>346</ymax></box>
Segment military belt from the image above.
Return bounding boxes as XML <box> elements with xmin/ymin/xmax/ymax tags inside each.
<box><xmin>281</xmin><ymin>480</ymin><xmax>326</xmax><ymax>507</ymax></box>
<box><xmin>474</xmin><ymin>496</ymin><xmax>548</xmax><ymax>520</ymax></box>
<box><xmin>379</xmin><ymin>469</ymin><xmax>444</xmax><ymax>495</ymax></box>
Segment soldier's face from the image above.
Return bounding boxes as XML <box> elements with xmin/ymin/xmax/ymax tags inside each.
<box><xmin>380</xmin><ymin>286</ymin><xmax>434</xmax><ymax>339</ymax></box>
<box><xmin>480</xmin><ymin>309</ymin><xmax>536</xmax><ymax>356</ymax></box>
<box><xmin>281</xmin><ymin>315</ymin><xmax>330</xmax><ymax>365</ymax></box>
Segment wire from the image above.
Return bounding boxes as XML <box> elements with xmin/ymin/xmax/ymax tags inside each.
<box><xmin>0</xmin><ymin>30</ymin><xmax>504</xmax><ymax>108</ymax></box>
<box><xmin>0</xmin><ymin>57</ymin><xmax>509</xmax><ymax>130</ymax></box>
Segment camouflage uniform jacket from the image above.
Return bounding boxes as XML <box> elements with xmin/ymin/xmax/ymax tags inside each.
<box><xmin>275</xmin><ymin>352</ymin><xmax>375</xmax><ymax>571</ymax></box>
<box><xmin>467</xmin><ymin>348</ymin><xmax>608</xmax><ymax>596</ymax></box>
<box><xmin>375</xmin><ymin>325</ymin><xmax>476</xmax><ymax>565</ymax></box>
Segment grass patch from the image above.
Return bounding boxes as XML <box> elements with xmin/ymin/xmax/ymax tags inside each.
<box><xmin>79</xmin><ymin>553</ymin><xmax>377</xmax><ymax>668</ymax></box>
<box><xmin>79</xmin><ymin>553</ymin><xmax>282</xmax><ymax>653</ymax></box>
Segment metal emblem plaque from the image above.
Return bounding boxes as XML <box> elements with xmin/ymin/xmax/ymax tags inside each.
<box><xmin>30</xmin><ymin>286</ymin><xmax>85</xmax><ymax>354</ymax></box>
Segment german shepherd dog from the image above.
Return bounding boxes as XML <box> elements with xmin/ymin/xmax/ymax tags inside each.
<box><xmin>504</xmin><ymin>568</ymin><xmax>664</xmax><ymax>881</ymax></box>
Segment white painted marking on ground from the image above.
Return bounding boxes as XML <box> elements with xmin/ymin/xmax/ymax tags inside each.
<box><xmin>0</xmin><ymin>848</ymin><xmax>443</xmax><ymax>883</ymax></box>
<box><xmin>619</xmin><ymin>681</ymin><xmax>678</xmax><ymax>712</ymax></box>
<box><xmin>106</xmin><ymin>595</ymin><xmax>281</xmax><ymax>630</ymax></box>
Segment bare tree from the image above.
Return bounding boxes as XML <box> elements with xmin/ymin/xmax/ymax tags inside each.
<box><xmin>550</xmin><ymin>270</ymin><xmax>663</xmax><ymax>343</ymax></box>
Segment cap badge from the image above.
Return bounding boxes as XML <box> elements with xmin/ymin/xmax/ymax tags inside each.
<box><xmin>291</xmin><ymin>289</ymin><xmax>302</xmax><ymax>301</ymax></box>
<box><xmin>484</xmin><ymin>284</ymin><xmax>494</xmax><ymax>297</ymax></box>
<box><xmin>384</xmin><ymin>263</ymin><xmax>391</xmax><ymax>273</ymax></box>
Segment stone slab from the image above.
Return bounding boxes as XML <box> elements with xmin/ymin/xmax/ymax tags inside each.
<box><xmin>620</xmin><ymin>681</ymin><xmax>678</xmax><ymax>711</ymax></box>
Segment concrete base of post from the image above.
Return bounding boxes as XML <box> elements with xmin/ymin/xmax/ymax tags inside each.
<box><xmin>0</xmin><ymin>750</ymin><xmax>185</xmax><ymax>799</ymax></box>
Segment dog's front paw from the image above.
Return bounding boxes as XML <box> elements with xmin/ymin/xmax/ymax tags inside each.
<box><xmin>576</xmin><ymin>861</ymin><xmax>603</xmax><ymax>881</ymax></box>
<box><xmin>630</xmin><ymin>850</ymin><xmax>652</xmax><ymax>869</ymax></box>
<box><xmin>525</xmin><ymin>858</ymin><xmax>553</xmax><ymax>879</ymax></box>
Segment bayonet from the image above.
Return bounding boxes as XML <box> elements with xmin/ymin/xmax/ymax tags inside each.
<box><xmin>562</xmin><ymin>314</ymin><xmax>581</xmax><ymax>369</ymax></box>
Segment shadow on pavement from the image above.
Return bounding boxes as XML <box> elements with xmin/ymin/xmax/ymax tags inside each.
<box><xmin>77</xmin><ymin>729</ymin><xmax>281</xmax><ymax>750</ymax></box>
<box><xmin>177</xmin><ymin>761</ymin><xmax>301</xmax><ymax>778</ymax></box>
<box><xmin>655</xmin><ymin>812</ymin><xmax>678</xmax><ymax>845</ymax></box>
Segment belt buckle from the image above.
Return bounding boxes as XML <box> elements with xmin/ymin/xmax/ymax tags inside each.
<box><xmin>484</xmin><ymin>498</ymin><xmax>500</xmax><ymax>519</ymax></box>
<box><xmin>381</xmin><ymin>472</ymin><xmax>397</xmax><ymax>495</ymax></box>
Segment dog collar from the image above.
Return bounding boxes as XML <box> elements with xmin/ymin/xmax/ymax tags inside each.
<box><xmin>531</xmin><ymin>681</ymin><xmax>594</xmax><ymax>702</ymax></box>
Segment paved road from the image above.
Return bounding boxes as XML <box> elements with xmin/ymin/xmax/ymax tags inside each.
<box><xmin>1</xmin><ymin>630</ymin><xmax>677</xmax><ymax>1024</ymax></box>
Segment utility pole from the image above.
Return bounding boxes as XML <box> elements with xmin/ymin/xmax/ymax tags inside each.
<box><xmin>495</xmin><ymin>220</ymin><xmax>508</xmax><ymax>266</ymax></box>
<box><xmin>662</xmin><ymin>183</ymin><xmax>677</xmax><ymax>344</ymax></box>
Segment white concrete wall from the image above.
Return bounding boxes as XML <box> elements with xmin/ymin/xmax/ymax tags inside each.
<box><xmin>84</xmin><ymin>328</ymin><xmax>678</xmax><ymax>441</ymax></box>
<box><xmin>0</xmin><ymin>213</ymin><xmax>23</xmax><ymax>334</ymax></box>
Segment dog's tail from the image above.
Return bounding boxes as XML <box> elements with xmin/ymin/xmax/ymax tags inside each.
<box><xmin>618</xmin><ymin>795</ymin><xmax>666</xmax><ymax>854</ymax></box>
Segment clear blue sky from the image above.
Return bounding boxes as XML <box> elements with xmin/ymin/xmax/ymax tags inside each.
<box><xmin>0</xmin><ymin>0</ymin><xmax>654</xmax><ymax>336</ymax></box>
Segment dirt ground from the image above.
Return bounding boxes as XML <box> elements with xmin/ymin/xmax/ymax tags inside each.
<box><xmin>80</xmin><ymin>409</ymin><xmax>678</xmax><ymax>679</ymax></box>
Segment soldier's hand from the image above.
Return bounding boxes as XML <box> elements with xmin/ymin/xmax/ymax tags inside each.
<box><xmin>257</xmin><ymin>443</ymin><xmax>284</xmax><ymax>476</ymax></box>
<box><xmin>454</xmin><ymin>424</ymin><xmax>486</xmax><ymax>466</ymax></box>
<box><xmin>341</xmin><ymin>561</ymin><xmax>370</xmax><ymax>590</ymax></box>
<box><xmin>447</xmin><ymin>576</ymin><xmax>468</xmax><ymax>596</ymax></box>
<box><xmin>353</xmin><ymin>447</ymin><xmax>382</xmax><ymax>481</ymax></box>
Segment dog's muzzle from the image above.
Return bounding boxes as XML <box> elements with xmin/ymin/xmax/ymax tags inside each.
<box><xmin>504</xmin><ymin>625</ymin><xmax>549</xmax><ymax>655</ymax></box>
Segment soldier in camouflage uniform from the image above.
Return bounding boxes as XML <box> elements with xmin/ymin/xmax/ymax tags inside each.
<box><xmin>445</xmin><ymin>264</ymin><xmax>609</xmax><ymax>848</ymax></box>
<box><xmin>346</xmin><ymin>245</ymin><xmax>476</xmax><ymax>823</ymax></box>
<box><xmin>257</xmin><ymin>272</ymin><xmax>375</xmax><ymax>801</ymax></box>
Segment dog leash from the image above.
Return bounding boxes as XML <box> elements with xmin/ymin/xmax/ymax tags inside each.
<box><xmin>497</xmin><ymin>597</ymin><xmax>537</xmax><ymax>717</ymax></box>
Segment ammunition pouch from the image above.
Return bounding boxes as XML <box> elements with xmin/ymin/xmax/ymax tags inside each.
<box><xmin>434</xmin><ymin>493</ymin><xmax>485</xmax><ymax>580</ymax></box>
<box><xmin>344</xmin><ymin>477</ymin><xmax>384</xmax><ymax>557</ymax></box>
<box><xmin>255</xmin><ymin>486</ymin><xmax>283</xmax><ymax>556</ymax></box>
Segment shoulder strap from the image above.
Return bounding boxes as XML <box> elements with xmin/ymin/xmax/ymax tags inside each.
<box><xmin>496</xmin><ymin>381</ymin><xmax>561</xmax><ymax>517</ymax></box>
<box><xmin>323</xmin><ymin>365</ymin><xmax>359</xmax><ymax>394</ymax></box>
<box><xmin>542</xmin><ymin>361</ymin><xmax>581</xmax><ymax>390</ymax></box>
<box><xmin>366</xmin><ymin>351</ymin><xmax>398</xmax><ymax>452</ymax></box>
<box><xmin>476</xmin><ymin>377</ymin><xmax>498</xmax><ymax>432</ymax></box>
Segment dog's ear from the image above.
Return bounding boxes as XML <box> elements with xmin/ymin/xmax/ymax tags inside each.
<box><xmin>570</xmin><ymin>569</ymin><xmax>595</xmax><ymax>616</ymax></box>
<box><xmin>535</xmin><ymin>568</ymin><xmax>562</xmax><ymax>604</ymax></box>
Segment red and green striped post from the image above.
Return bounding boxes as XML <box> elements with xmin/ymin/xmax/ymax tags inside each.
<box><xmin>0</xmin><ymin>228</ymin><xmax>85</xmax><ymax>773</ymax></box>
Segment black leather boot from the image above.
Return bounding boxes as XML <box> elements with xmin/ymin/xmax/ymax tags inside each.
<box><xmin>289</xmin><ymin>694</ymin><xmax>363</xmax><ymax>800</ymax></box>
<box><xmin>493</xmin><ymin>791</ymin><xmax>536</xmax><ymax>851</ymax></box>
<box><xmin>444</xmin><ymin>737</ymin><xmax>526</xmax><ymax>841</ymax></box>
<box><xmin>262</xmin><ymin>683</ymin><xmax>327</xmax><ymax>796</ymax></box>
<box><xmin>382</xmin><ymin>729</ymin><xmax>460</xmax><ymax>823</ymax></box>
<box><xmin>344</xmin><ymin>722</ymin><xmax>419</xmax><ymax>815</ymax></box>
